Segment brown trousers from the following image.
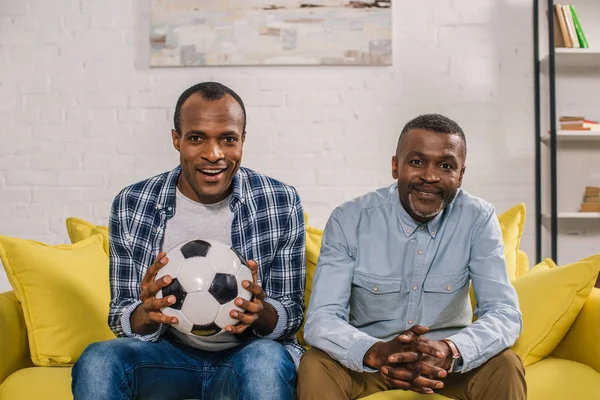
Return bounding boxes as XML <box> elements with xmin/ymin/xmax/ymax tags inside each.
<box><xmin>297</xmin><ymin>348</ymin><xmax>526</xmax><ymax>400</ymax></box>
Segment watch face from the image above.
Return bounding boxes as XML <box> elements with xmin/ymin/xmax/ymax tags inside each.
<box><xmin>453</xmin><ymin>357</ymin><xmax>462</xmax><ymax>372</ymax></box>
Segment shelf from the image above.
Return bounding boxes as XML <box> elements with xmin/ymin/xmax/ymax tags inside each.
<box><xmin>541</xmin><ymin>131</ymin><xmax>600</xmax><ymax>144</ymax></box>
<box><xmin>540</xmin><ymin>49</ymin><xmax>600</xmax><ymax>73</ymax></box>
<box><xmin>543</xmin><ymin>212</ymin><xmax>600</xmax><ymax>219</ymax></box>
<box><xmin>542</xmin><ymin>212</ymin><xmax>600</xmax><ymax>231</ymax></box>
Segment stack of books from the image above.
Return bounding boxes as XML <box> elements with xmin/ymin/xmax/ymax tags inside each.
<box><xmin>581</xmin><ymin>186</ymin><xmax>600</xmax><ymax>212</ymax></box>
<box><xmin>559</xmin><ymin>116</ymin><xmax>600</xmax><ymax>131</ymax></box>
<box><xmin>553</xmin><ymin>4</ymin><xmax>589</xmax><ymax>48</ymax></box>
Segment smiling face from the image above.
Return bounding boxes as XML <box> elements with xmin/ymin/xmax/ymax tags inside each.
<box><xmin>392</xmin><ymin>129</ymin><xmax>466</xmax><ymax>223</ymax></box>
<box><xmin>172</xmin><ymin>93</ymin><xmax>245</xmax><ymax>204</ymax></box>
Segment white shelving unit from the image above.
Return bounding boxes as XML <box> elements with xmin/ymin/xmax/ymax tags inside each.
<box><xmin>535</xmin><ymin>0</ymin><xmax>600</xmax><ymax>265</ymax></box>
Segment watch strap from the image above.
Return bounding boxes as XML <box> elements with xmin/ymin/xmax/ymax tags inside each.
<box><xmin>441</xmin><ymin>339</ymin><xmax>461</xmax><ymax>373</ymax></box>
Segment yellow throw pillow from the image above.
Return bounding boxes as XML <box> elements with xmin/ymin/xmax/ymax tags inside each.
<box><xmin>511</xmin><ymin>255</ymin><xmax>600</xmax><ymax>367</ymax></box>
<box><xmin>525</xmin><ymin>258</ymin><xmax>557</xmax><ymax>275</ymax></box>
<box><xmin>515</xmin><ymin>249</ymin><xmax>530</xmax><ymax>279</ymax></box>
<box><xmin>0</xmin><ymin>234</ymin><xmax>115</xmax><ymax>366</ymax></box>
<box><xmin>497</xmin><ymin>203</ymin><xmax>526</xmax><ymax>281</ymax></box>
<box><xmin>297</xmin><ymin>214</ymin><xmax>324</xmax><ymax>348</ymax></box>
<box><xmin>66</xmin><ymin>217</ymin><xmax>109</xmax><ymax>255</ymax></box>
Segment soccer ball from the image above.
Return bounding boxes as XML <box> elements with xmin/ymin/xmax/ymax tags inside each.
<box><xmin>155</xmin><ymin>239</ymin><xmax>253</xmax><ymax>350</ymax></box>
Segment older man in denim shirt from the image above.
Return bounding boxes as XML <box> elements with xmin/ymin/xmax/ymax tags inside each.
<box><xmin>298</xmin><ymin>114</ymin><xmax>525</xmax><ymax>400</ymax></box>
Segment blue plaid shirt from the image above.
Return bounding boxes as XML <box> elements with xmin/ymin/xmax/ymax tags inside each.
<box><xmin>108</xmin><ymin>166</ymin><xmax>306</xmax><ymax>367</ymax></box>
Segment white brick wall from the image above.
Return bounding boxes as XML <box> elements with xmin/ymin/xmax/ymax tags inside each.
<box><xmin>0</xmin><ymin>0</ymin><xmax>542</xmax><ymax>292</ymax></box>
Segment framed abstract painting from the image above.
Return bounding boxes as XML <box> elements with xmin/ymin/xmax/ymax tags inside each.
<box><xmin>150</xmin><ymin>0</ymin><xmax>392</xmax><ymax>67</ymax></box>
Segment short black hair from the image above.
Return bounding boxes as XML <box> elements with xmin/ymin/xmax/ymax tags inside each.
<box><xmin>397</xmin><ymin>113</ymin><xmax>466</xmax><ymax>157</ymax></box>
<box><xmin>173</xmin><ymin>82</ymin><xmax>247</xmax><ymax>134</ymax></box>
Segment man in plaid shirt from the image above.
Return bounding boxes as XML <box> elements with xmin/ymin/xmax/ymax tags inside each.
<box><xmin>72</xmin><ymin>82</ymin><xmax>306</xmax><ymax>400</ymax></box>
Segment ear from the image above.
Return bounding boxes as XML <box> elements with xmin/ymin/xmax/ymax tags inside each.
<box><xmin>391</xmin><ymin>156</ymin><xmax>398</xmax><ymax>180</ymax></box>
<box><xmin>171</xmin><ymin>129</ymin><xmax>181</xmax><ymax>152</ymax></box>
<box><xmin>458</xmin><ymin>166</ymin><xmax>466</xmax><ymax>187</ymax></box>
<box><xmin>241</xmin><ymin>131</ymin><xmax>246</xmax><ymax>144</ymax></box>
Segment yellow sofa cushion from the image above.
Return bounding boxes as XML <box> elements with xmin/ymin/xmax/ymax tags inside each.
<box><xmin>0</xmin><ymin>234</ymin><xmax>115</xmax><ymax>367</ymax></box>
<box><xmin>360</xmin><ymin>358</ymin><xmax>600</xmax><ymax>400</ymax></box>
<box><xmin>511</xmin><ymin>255</ymin><xmax>600</xmax><ymax>367</ymax></box>
<box><xmin>524</xmin><ymin>358</ymin><xmax>600</xmax><ymax>400</ymax></box>
<box><xmin>66</xmin><ymin>217</ymin><xmax>109</xmax><ymax>255</ymax></box>
<box><xmin>0</xmin><ymin>366</ymin><xmax>73</xmax><ymax>400</ymax></box>
<box><xmin>362</xmin><ymin>390</ymin><xmax>448</xmax><ymax>399</ymax></box>
<box><xmin>497</xmin><ymin>203</ymin><xmax>526</xmax><ymax>281</ymax></box>
<box><xmin>297</xmin><ymin>215</ymin><xmax>324</xmax><ymax>348</ymax></box>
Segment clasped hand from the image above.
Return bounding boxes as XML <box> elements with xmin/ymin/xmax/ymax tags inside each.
<box><xmin>364</xmin><ymin>325</ymin><xmax>453</xmax><ymax>394</ymax></box>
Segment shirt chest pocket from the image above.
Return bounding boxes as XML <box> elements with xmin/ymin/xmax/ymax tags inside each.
<box><xmin>422</xmin><ymin>271</ymin><xmax>471</xmax><ymax>328</ymax></box>
<box><xmin>423</xmin><ymin>272</ymin><xmax>470</xmax><ymax>294</ymax></box>
<box><xmin>350</xmin><ymin>273</ymin><xmax>403</xmax><ymax>326</ymax></box>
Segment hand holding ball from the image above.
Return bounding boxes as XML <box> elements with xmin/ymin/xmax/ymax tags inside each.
<box><xmin>154</xmin><ymin>239</ymin><xmax>254</xmax><ymax>345</ymax></box>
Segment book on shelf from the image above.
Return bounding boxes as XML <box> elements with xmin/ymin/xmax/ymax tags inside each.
<box><xmin>570</xmin><ymin>5</ymin><xmax>589</xmax><ymax>48</ymax></box>
<box><xmin>553</xmin><ymin>3</ymin><xmax>589</xmax><ymax>49</ymax></box>
<box><xmin>559</xmin><ymin>116</ymin><xmax>600</xmax><ymax>131</ymax></box>
<box><xmin>581</xmin><ymin>186</ymin><xmax>600</xmax><ymax>212</ymax></box>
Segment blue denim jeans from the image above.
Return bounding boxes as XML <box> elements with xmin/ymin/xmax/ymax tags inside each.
<box><xmin>71</xmin><ymin>334</ymin><xmax>296</xmax><ymax>400</ymax></box>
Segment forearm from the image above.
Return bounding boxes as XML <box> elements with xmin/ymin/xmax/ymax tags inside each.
<box><xmin>254</xmin><ymin>295</ymin><xmax>304</xmax><ymax>340</ymax></box>
<box><xmin>447</xmin><ymin>304</ymin><xmax>522</xmax><ymax>372</ymax></box>
<box><xmin>109</xmin><ymin>299</ymin><xmax>165</xmax><ymax>340</ymax></box>
<box><xmin>305</xmin><ymin>311</ymin><xmax>380</xmax><ymax>372</ymax></box>
<box><xmin>130</xmin><ymin>303</ymin><xmax>162</xmax><ymax>336</ymax></box>
<box><xmin>363</xmin><ymin>341</ymin><xmax>387</xmax><ymax>370</ymax></box>
<box><xmin>252</xmin><ymin>301</ymin><xmax>278</xmax><ymax>336</ymax></box>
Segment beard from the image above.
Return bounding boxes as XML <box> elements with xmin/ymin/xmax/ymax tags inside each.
<box><xmin>408</xmin><ymin>192</ymin><xmax>446</xmax><ymax>219</ymax></box>
<box><xmin>406</xmin><ymin>184</ymin><xmax>455</xmax><ymax>220</ymax></box>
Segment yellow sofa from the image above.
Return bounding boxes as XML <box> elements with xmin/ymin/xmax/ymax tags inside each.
<box><xmin>1</xmin><ymin>208</ymin><xmax>600</xmax><ymax>399</ymax></box>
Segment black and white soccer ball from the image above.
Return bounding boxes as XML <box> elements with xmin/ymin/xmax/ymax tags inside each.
<box><xmin>155</xmin><ymin>239</ymin><xmax>253</xmax><ymax>349</ymax></box>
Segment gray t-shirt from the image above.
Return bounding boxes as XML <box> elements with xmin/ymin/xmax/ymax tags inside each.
<box><xmin>162</xmin><ymin>188</ymin><xmax>233</xmax><ymax>252</ymax></box>
<box><xmin>163</xmin><ymin>187</ymin><xmax>239</xmax><ymax>350</ymax></box>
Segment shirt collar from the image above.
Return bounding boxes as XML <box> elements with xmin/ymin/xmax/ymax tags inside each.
<box><xmin>391</xmin><ymin>183</ymin><xmax>445</xmax><ymax>239</ymax></box>
<box><xmin>157</xmin><ymin>165</ymin><xmax>246</xmax><ymax>215</ymax></box>
<box><xmin>231</xmin><ymin>167</ymin><xmax>246</xmax><ymax>206</ymax></box>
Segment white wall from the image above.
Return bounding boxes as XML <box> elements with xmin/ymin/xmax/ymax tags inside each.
<box><xmin>0</xmin><ymin>0</ymin><xmax>537</xmax><ymax>292</ymax></box>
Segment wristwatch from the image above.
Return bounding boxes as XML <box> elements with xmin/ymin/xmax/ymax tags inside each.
<box><xmin>441</xmin><ymin>339</ymin><xmax>462</xmax><ymax>373</ymax></box>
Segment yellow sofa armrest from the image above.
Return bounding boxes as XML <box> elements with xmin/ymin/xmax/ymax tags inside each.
<box><xmin>550</xmin><ymin>287</ymin><xmax>600</xmax><ymax>373</ymax></box>
<box><xmin>0</xmin><ymin>291</ymin><xmax>33</xmax><ymax>385</ymax></box>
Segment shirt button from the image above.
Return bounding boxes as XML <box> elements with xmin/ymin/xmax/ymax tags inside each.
<box><xmin>157</xmin><ymin>227</ymin><xmax>163</xmax><ymax>233</ymax></box>
<box><xmin>373</xmin><ymin>286</ymin><xmax>379</xmax><ymax>292</ymax></box>
<box><xmin>406</xmin><ymin>229</ymin><xmax>411</xmax><ymax>234</ymax></box>
<box><xmin>412</xmin><ymin>285</ymin><xmax>417</xmax><ymax>291</ymax></box>
<box><xmin>408</xmin><ymin>320</ymin><xmax>414</xmax><ymax>325</ymax></box>
<box><xmin>419</xmin><ymin>226</ymin><xmax>424</xmax><ymax>230</ymax></box>
<box><xmin>167</xmin><ymin>206</ymin><xmax>173</xmax><ymax>211</ymax></box>
<box><xmin>431</xmin><ymin>231</ymin><xmax>436</xmax><ymax>235</ymax></box>
<box><xmin>417</xmin><ymin>249</ymin><xmax>423</xmax><ymax>255</ymax></box>
<box><xmin>446</xmin><ymin>285</ymin><xmax>452</xmax><ymax>291</ymax></box>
